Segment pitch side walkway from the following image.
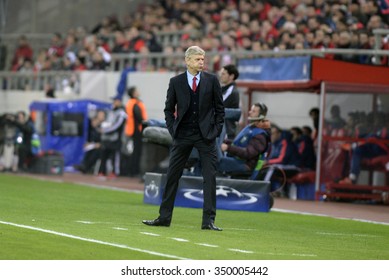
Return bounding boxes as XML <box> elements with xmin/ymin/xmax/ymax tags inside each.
<box><xmin>16</xmin><ymin>172</ymin><xmax>389</xmax><ymax>225</ymax></box>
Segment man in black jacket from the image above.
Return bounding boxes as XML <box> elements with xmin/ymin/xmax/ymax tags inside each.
<box><xmin>219</xmin><ymin>64</ymin><xmax>240</xmax><ymax>140</ymax></box>
<box><xmin>142</xmin><ymin>46</ymin><xmax>225</xmax><ymax>231</ymax></box>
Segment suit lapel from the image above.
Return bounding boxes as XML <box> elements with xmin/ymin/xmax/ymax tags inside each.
<box><xmin>178</xmin><ymin>72</ymin><xmax>190</xmax><ymax>96</ymax></box>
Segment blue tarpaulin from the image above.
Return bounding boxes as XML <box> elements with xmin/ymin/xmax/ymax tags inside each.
<box><xmin>238</xmin><ymin>56</ymin><xmax>311</xmax><ymax>81</ymax></box>
<box><xmin>29</xmin><ymin>99</ymin><xmax>111</xmax><ymax>167</ymax></box>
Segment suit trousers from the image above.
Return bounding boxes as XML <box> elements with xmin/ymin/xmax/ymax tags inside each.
<box><xmin>159</xmin><ymin>129</ymin><xmax>218</xmax><ymax>225</ymax></box>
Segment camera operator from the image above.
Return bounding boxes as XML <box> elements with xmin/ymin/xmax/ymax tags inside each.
<box><xmin>0</xmin><ymin>111</ymin><xmax>35</xmax><ymax>172</ymax></box>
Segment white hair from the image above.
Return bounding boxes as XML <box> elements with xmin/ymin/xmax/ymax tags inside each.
<box><xmin>185</xmin><ymin>46</ymin><xmax>205</xmax><ymax>59</ymax></box>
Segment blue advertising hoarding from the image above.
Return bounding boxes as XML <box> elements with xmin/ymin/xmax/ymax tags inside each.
<box><xmin>238</xmin><ymin>56</ymin><xmax>311</xmax><ymax>81</ymax></box>
<box><xmin>144</xmin><ymin>173</ymin><xmax>271</xmax><ymax>212</ymax></box>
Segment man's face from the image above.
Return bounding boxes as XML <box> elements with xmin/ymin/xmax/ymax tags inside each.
<box><xmin>271</xmin><ymin>127</ymin><xmax>281</xmax><ymax>142</ymax></box>
<box><xmin>133</xmin><ymin>88</ymin><xmax>140</xmax><ymax>98</ymax></box>
<box><xmin>113</xmin><ymin>99</ymin><xmax>122</xmax><ymax>108</ymax></box>
<box><xmin>248</xmin><ymin>105</ymin><xmax>260</xmax><ymax>119</ymax></box>
<box><xmin>17</xmin><ymin>113</ymin><xmax>26</xmax><ymax>123</ymax></box>
<box><xmin>290</xmin><ymin>129</ymin><xmax>299</xmax><ymax>142</ymax></box>
<box><xmin>219</xmin><ymin>68</ymin><xmax>233</xmax><ymax>85</ymax></box>
<box><xmin>96</xmin><ymin>111</ymin><xmax>106</xmax><ymax>122</ymax></box>
<box><xmin>185</xmin><ymin>54</ymin><xmax>204</xmax><ymax>74</ymax></box>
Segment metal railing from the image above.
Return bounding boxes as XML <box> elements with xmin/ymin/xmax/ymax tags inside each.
<box><xmin>373</xmin><ymin>28</ymin><xmax>389</xmax><ymax>63</ymax></box>
<box><xmin>0</xmin><ymin>70</ymin><xmax>80</xmax><ymax>92</ymax></box>
<box><xmin>108</xmin><ymin>48</ymin><xmax>389</xmax><ymax>71</ymax></box>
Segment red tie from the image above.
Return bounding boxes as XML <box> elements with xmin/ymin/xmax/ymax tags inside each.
<box><xmin>192</xmin><ymin>76</ymin><xmax>197</xmax><ymax>92</ymax></box>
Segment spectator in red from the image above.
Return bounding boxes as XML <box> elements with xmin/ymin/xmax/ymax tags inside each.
<box><xmin>11</xmin><ymin>35</ymin><xmax>33</xmax><ymax>71</ymax></box>
<box><xmin>312</xmin><ymin>29</ymin><xmax>326</xmax><ymax>49</ymax></box>
<box><xmin>74</xmin><ymin>55</ymin><xmax>87</xmax><ymax>71</ymax></box>
<box><xmin>48</xmin><ymin>32</ymin><xmax>65</xmax><ymax>57</ymax></box>
<box><xmin>126</xmin><ymin>27</ymin><xmax>146</xmax><ymax>53</ymax></box>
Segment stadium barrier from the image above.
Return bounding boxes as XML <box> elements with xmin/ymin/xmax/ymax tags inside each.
<box><xmin>143</xmin><ymin>172</ymin><xmax>271</xmax><ymax>212</ymax></box>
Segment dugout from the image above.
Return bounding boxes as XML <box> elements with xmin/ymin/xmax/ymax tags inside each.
<box><xmin>29</xmin><ymin>99</ymin><xmax>111</xmax><ymax>167</ymax></box>
<box><xmin>236</xmin><ymin>57</ymin><xmax>389</xmax><ymax>203</ymax></box>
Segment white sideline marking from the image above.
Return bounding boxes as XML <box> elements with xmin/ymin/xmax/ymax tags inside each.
<box><xmin>76</xmin><ymin>220</ymin><xmax>94</xmax><ymax>224</ymax></box>
<box><xmin>195</xmin><ymin>243</ymin><xmax>219</xmax><ymax>248</ymax></box>
<box><xmin>228</xmin><ymin>248</ymin><xmax>254</xmax><ymax>254</ymax></box>
<box><xmin>292</xmin><ymin>253</ymin><xmax>317</xmax><ymax>257</ymax></box>
<box><xmin>170</xmin><ymin>238</ymin><xmax>189</xmax><ymax>242</ymax></box>
<box><xmin>112</xmin><ymin>227</ymin><xmax>128</xmax><ymax>231</ymax></box>
<box><xmin>140</xmin><ymin>232</ymin><xmax>160</xmax><ymax>237</ymax></box>
<box><xmin>226</xmin><ymin>227</ymin><xmax>256</xmax><ymax>231</ymax></box>
<box><xmin>75</xmin><ymin>220</ymin><xmax>112</xmax><ymax>225</ymax></box>
<box><xmin>0</xmin><ymin>220</ymin><xmax>189</xmax><ymax>260</ymax></box>
<box><xmin>264</xmin><ymin>252</ymin><xmax>317</xmax><ymax>257</ymax></box>
<box><xmin>316</xmin><ymin>232</ymin><xmax>379</xmax><ymax>238</ymax></box>
<box><xmin>273</xmin><ymin>208</ymin><xmax>389</xmax><ymax>226</ymax></box>
<box><xmin>24</xmin><ymin>174</ymin><xmax>143</xmax><ymax>194</ymax></box>
<box><xmin>76</xmin><ymin>181</ymin><xmax>143</xmax><ymax>194</ymax></box>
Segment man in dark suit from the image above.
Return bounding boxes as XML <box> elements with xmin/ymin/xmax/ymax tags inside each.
<box><xmin>142</xmin><ymin>46</ymin><xmax>225</xmax><ymax>231</ymax></box>
<box><xmin>219</xmin><ymin>64</ymin><xmax>240</xmax><ymax>140</ymax></box>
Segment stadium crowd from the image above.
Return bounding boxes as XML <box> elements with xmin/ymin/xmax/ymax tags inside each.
<box><xmin>10</xmin><ymin>0</ymin><xmax>389</xmax><ymax>73</ymax></box>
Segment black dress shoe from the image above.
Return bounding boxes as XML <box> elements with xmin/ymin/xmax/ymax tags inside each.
<box><xmin>142</xmin><ymin>218</ymin><xmax>170</xmax><ymax>227</ymax></box>
<box><xmin>201</xmin><ymin>223</ymin><xmax>222</xmax><ymax>231</ymax></box>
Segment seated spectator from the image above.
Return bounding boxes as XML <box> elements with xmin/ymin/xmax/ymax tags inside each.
<box><xmin>218</xmin><ymin>103</ymin><xmax>271</xmax><ymax>174</ymax></box>
<box><xmin>266</xmin><ymin>124</ymin><xmax>302</xmax><ymax>197</ymax></box>
<box><xmin>267</xmin><ymin>125</ymin><xmax>301</xmax><ymax>167</ymax></box>
<box><xmin>340</xmin><ymin>112</ymin><xmax>389</xmax><ymax>184</ymax></box>
<box><xmin>112</xmin><ymin>30</ymin><xmax>129</xmax><ymax>53</ymax></box>
<box><xmin>11</xmin><ymin>35</ymin><xmax>33</xmax><ymax>71</ymax></box>
<box><xmin>324</xmin><ymin>105</ymin><xmax>347</xmax><ymax>137</ymax></box>
<box><xmin>74</xmin><ymin>110</ymin><xmax>106</xmax><ymax>174</ymax></box>
<box><xmin>48</xmin><ymin>32</ymin><xmax>65</xmax><ymax>57</ymax></box>
<box><xmin>333</xmin><ymin>31</ymin><xmax>359</xmax><ymax>63</ymax></box>
<box><xmin>326</xmin><ymin>105</ymin><xmax>346</xmax><ymax>130</ymax></box>
<box><xmin>302</xmin><ymin>125</ymin><xmax>313</xmax><ymax>139</ymax></box>
<box><xmin>290</xmin><ymin>126</ymin><xmax>316</xmax><ymax>170</ymax></box>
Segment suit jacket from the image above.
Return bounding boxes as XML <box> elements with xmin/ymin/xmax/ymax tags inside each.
<box><xmin>164</xmin><ymin>71</ymin><xmax>225</xmax><ymax>141</ymax></box>
<box><xmin>222</xmin><ymin>82</ymin><xmax>240</xmax><ymax>109</ymax></box>
<box><xmin>222</xmin><ymin>82</ymin><xmax>240</xmax><ymax>139</ymax></box>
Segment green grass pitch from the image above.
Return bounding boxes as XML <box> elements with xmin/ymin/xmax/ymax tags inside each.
<box><xmin>0</xmin><ymin>173</ymin><xmax>388</xmax><ymax>260</ymax></box>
